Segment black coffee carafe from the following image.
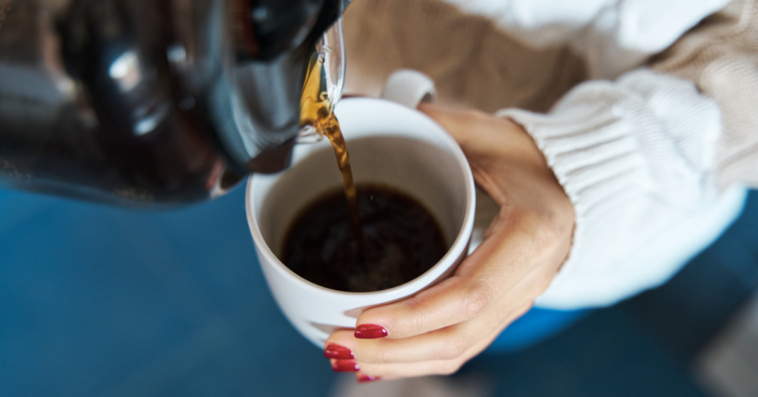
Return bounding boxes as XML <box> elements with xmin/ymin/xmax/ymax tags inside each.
<box><xmin>0</xmin><ymin>0</ymin><xmax>350</xmax><ymax>207</ymax></box>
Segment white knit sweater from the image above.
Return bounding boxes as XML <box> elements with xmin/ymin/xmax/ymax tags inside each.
<box><xmin>443</xmin><ymin>0</ymin><xmax>751</xmax><ymax>309</ymax></box>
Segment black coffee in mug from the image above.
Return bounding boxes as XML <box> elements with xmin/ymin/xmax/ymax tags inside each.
<box><xmin>282</xmin><ymin>185</ymin><xmax>447</xmax><ymax>292</ymax></box>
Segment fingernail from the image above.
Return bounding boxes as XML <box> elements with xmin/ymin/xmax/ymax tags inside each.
<box><xmin>324</xmin><ymin>344</ymin><xmax>354</xmax><ymax>360</ymax></box>
<box><xmin>354</xmin><ymin>324</ymin><xmax>388</xmax><ymax>339</ymax></box>
<box><xmin>332</xmin><ymin>359</ymin><xmax>360</xmax><ymax>372</ymax></box>
<box><xmin>358</xmin><ymin>375</ymin><xmax>380</xmax><ymax>383</ymax></box>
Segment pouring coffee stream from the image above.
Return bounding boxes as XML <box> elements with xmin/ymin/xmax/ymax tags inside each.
<box><xmin>286</xmin><ymin>58</ymin><xmax>451</xmax><ymax>292</ymax></box>
<box><xmin>299</xmin><ymin>22</ymin><xmax>364</xmax><ymax>245</ymax></box>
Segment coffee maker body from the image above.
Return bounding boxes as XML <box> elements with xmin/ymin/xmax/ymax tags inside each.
<box><xmin>0</xmin><ymin>0</ymin><xmax>349</xmax><ymax>207</ymax></box>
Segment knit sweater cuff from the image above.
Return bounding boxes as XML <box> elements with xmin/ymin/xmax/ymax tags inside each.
<box><xmin>497</xmin><ymin>91</ymin><xmax>646</xmax><ymax>306</ymax></box>
<box><xmin>495</xmin><ymin>69</ymin><xmax>740</xmax><ymax>309</ymax></box>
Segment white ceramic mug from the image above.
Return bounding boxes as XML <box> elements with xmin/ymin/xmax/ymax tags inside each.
<box><xmin>246</xmin><ymin>70</ymin><xmax>476</xmax><ymax>348</ymax></box>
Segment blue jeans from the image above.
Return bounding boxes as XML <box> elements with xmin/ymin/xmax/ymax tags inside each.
<box><xmin>486</xmin><ymin>307</ymin><xmax>588</xmax><ymax>354</ymax></box>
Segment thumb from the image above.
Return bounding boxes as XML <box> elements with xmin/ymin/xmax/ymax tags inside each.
<box><xmin>418</xmin><ymin>103</ymin><xmax>489</xmax><ymax>147</ymax></box>
<box><xmin>418</xmin><ymin>103</ymin><xmax>527</xmax><ymax>159</ymax></box>
<box><xmin>420</xmin><ymin>103</ymin><xmax>553</xmax><ymax>179</ymax></box>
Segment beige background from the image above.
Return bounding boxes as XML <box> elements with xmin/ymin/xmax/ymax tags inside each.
<box><xmin>341</xmin><ymin>0</ymin><xmax>588</xmax><ymax>114</ymax></box>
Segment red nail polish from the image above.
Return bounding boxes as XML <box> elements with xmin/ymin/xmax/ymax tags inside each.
<box><xmin>332</xmin><ymin>359</ymin><xmax>360</xmax><ymax>372</ymax></box>
<box><xmin>324</xmin><ymin>344</ymin><xmax>354</xmax><ymax>360</ymax></box>
<box><xmin>354</xmin><ymin>324</ymin><xmax>388</xmax><ymax>339</ymax></box>
<box><xmin>358</xmin><ymin>375</ymin><xmax>380</xmax><ymax>383</ymax></box>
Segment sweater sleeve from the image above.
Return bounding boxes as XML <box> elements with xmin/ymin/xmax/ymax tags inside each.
<box><xmin>443</xmin><ymin>0</ymin><xmax>731</xmax><ymax>79</ymax></box>
<box><xmin>650</xmin><ymin>0</ymin><xmax>758</xmax><ymax>189</ymax></box>
<box><xmin>498</xmin><ymin>69</ymin><xmax>748</xmax><ymax>309</ymax></box>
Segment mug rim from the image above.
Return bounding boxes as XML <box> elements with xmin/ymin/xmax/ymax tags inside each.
<box><xmin>246</xmin><ymin>96</ymin><xmax>476</xmax><ymax>298</ymax></box>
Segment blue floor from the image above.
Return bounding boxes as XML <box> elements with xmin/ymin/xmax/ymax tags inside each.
<box><xmin>0</xmin><ymin>187</ymin><xmax>334</xmax><ymax>397</ymax></box>
<box><xmin>459</xmin><ymin>190</ymin><xmax>758</xmax><ymax>396</ymax></box>
<box><xmin>1</xmin><ymin>186</ymin><xmax>757</xmax><ymax>397</ymax></box>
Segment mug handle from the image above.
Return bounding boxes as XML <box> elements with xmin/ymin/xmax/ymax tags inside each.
<box><xmin>381</xmin><ymin>70</ymin><xmax>437</xmax><ymax>109</ymax></box>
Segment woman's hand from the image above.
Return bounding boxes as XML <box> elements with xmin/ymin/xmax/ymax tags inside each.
<box><xmin>324</xmin><ymin>103</ymin><xmax>575</xmax><ymax>382</ymax></box>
